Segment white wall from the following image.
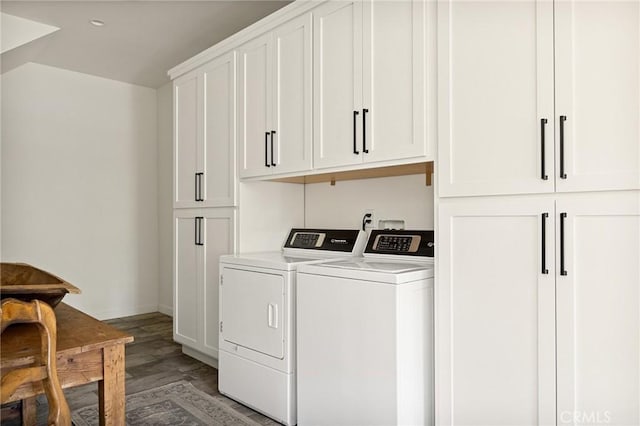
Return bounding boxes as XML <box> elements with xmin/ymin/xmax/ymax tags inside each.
<box><xmin>304</xmin><ymin>174</ymin><xmax>434</xmax><ymax>231</ymax></box>
<box><xmin>1</xmin><ymin>62</ymin><xmax>159</xmax><ymax>320</ymax></box>
<box><xmin>239</xmin><ymin>181</ymin><xmax>305</xmax><ymax>252</ymax></box>
<box><xmin>156</xmin><ymin>82</ymin><xmax>173</xmax><ymax>316</ymax></box>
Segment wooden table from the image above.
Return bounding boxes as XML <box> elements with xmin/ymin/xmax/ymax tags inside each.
<box><xmin>0</xmin><ymin>303</ymin><xmax>134</xmax><ymax>425</ymax></box>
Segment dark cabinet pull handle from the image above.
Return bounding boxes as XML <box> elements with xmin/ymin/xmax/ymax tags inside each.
<box><xmin>196</xmin><ymin>173</ymin><xmax>202</xmax><ymax>201</ymax></box>
<box><xmin>541</xmin><ymin>213</ymin><xmax>549</xmax><ymax>274</ymax></box>
<box><xmin>195</xmin><ymin>217</ymin><xmax>204</xmax><ymax>246</ymax></box>
<box><xmin>362</xmin><ymin>108</ymin><xmax>369</xmax><ymax>153</ymax></box>
<box><xmin>559</xmin><ymin>115</ymin><xmax>567</xmax><ymax>179</ymax></box>
<box><xmin>195</xmin><ymin>173</ymin><xmax>204</xmax><ymax>201</ymax></box>
<box><xmin>540</xmin><ymin>119</ymin><xmax>548</xmax><ymax>180</ymax></box>
<box><xmin>270</xmin><ymin>131</ymin><xmax>276</xmax><ymax>167</ymax></box>
<box><xmin>195</xmin><ymin>173</ymin><xmax>199</xmax><ymax>201</ymax></box>
<box><xmin>560</xmin><ymin>212</ymin><xmax>567</xmax><ymax>275</ymax></box>
<box><xmin>353</xmin><ymin>111</ymin><xmax>360</xmax><ymax>154</ymax></box>
<box><xmin>196</xmin><ymin>217</ymin><xmax>204</xmax><ymax>246</ymax></box>
<box><xmin>265</xmin><ymin>132</ymin><xmax>271</xmax><ymax>168</ymax></box>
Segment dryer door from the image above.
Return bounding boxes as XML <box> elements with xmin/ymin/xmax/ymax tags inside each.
<box><xmin>221</xmin><ymin>267</ymin><xmax>285</xmax><ymax>359</ymax></box>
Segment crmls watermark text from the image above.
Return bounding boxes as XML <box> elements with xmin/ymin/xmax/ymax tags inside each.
<box><xmin>560</xmin><ymin>411</ymin><xmax>611</xmax><ymax>424</ymax></box>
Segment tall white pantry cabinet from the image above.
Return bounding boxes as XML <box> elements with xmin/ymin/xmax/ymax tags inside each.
<box><xmin>173</xmin><ymin>52</ymin><xmax>237</xmax><ymax>363</ymax></box>
<box><xmin>437</xmin><ymin>1</ymin><xmax>640</xmax><ymax>425</ymax></box>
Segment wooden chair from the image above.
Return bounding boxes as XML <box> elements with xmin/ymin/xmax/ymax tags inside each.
<box><xmin>1</xmin><ymin>298</ymin><xmax>71</xmax><ymax>426</ymax></box>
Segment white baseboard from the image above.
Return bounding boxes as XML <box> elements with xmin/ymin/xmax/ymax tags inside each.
<box><xmin>157</xmin><ymin>303</ymin><xmax>173</xmax><ymax>317</ymax></box>
<box><xmin>67</xmin><ymin>302</ymin><xmax>159</xmax><ymax>321</ymax></box>
<box><xmin>182</xmin><ymin>346</ymin><xmax>219</xmax><ymax>369</ymax></box>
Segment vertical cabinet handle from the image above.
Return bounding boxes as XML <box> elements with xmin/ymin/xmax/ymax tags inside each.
<box><xmin>560</xmin><ymin>212</ymin><xmax>567</xmax><ymax>275</ymax></box>
<box><xmin>541</xmin><ymin>213</ymin><xmax>549</xmax><ymax>274</ymax></box>
<box><xmin>559</xmin><ymin>115</ymin><xmax>567</xmax><ymax>179</ymax></box>
<box><xmin>194</xmin><ymin>173</ymin><xmax>199</xmax><ymax>201</ymax></box>
<box><xmin>353</xmin><ymin>111</ymin><xmax>360</xmax><ymax>154</ymax></box>
<box><xmin>265</xmin><ymin>132</ymin><xmax>271</xmax><ymax>168</ymax></box>
<box><xmin>195</xmin><ymin>173</ymin><xmax>204</xmax><ymax>201</ymax></box>
<box><xmin>362</xmin><ymin>109</ymin><xmax>369</xmax><ymax>153</ymax></box>
<box><xmin>195</xmin><ymin>217</ymin><xmax>204</xmax><ymax>246</ymax></box>
<box><xmin>270</xmin><ymin>131</ymin><xmax>276</xmax><ymax>167</ymax></box>
<box><xmin>540</xmin><ymin>118</ymin><xmax>548</xmax><ymax>180</ymax></box>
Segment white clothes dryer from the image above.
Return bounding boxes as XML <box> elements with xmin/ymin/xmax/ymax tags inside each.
<box><xmin>218</xmin><ymin>228</ymin><xmax>366</xmax><ymax>426</ymax></box>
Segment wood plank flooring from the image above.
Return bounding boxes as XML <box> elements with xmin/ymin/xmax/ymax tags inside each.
<box><xmin>1</xmin><ymin>311</ymin><xmax>281</xmax><ymax>425</ymax></box>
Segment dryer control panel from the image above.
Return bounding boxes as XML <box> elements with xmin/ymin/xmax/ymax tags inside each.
<box><xmin>284</xmin><ymin>228</ymin><xmax>364</xmax><ymax>253</ymax></box>
<box><xmin>289</xmin><ymin>231</ymin><xmax>326</xmax><ymax>248</ymax></box>
<box><xmin>365</xmin><ymin>230</ymin><xmax>434</xmax><ymax>257</ymax></box>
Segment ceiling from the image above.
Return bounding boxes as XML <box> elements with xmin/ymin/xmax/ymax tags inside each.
<box><xmin>1</xmin><ymin>1</ymin><xmax>291</xmax><ymax>88</ymax></box>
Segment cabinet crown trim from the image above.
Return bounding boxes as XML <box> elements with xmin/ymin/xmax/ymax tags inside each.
<box><xmin>168</xmin><ymin>0</ymin><xmax>323</xmax><ymax>80</ymax></box>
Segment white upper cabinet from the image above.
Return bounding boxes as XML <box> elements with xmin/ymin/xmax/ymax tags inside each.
<box><xmin>439</xmin><ymin>0</ymin><xmax>640</xmax><ymax>197</ymax></box>
<box><xmin>272</xmin><ymin>13</ymin><xmax>313</xmax><ymax>175</ymax></box>
<box><xmin>313</xmin><ymin>0</ymin><xmax>363</xmax><ymax>169</ymax></box>
<box><xmin>362</xmin><ymin>0</ymin><xmax>430</xmax><ymax>163</ymax></box>
<box><xmin>174</xmin><ymin>73</ymin><xmax>201</xmax><ymax>207</ymax></box>
<box><xmin>554</xmin><ymin>0</ymin><xmax>640</xmax><ymax>192</ymax></box>
<box><xmin>438</xmin><ymin>0</ymin><xmax>555</xmax><ymax>197</ymax></box>
<box><xmin>174</xmin><ymin>52</ymin><xmax>236</xmax><ymax>208</ymax></box>
<box><xmin>314</xmin><ymin>0</ymin><xmax>431</xmax><ymax>170</ymax></box>
<box><xmin>202</xmin><ymin>52</ymin><xmax>236</xmax><ymax>206</ymax></box>
<box><xmin>238</xmin><ymin>13</ymin><xmax>313</xmax><ymax>178</ymax></box>
<box><xmin>238</xmin><ymin>33</ymin><xmax>272</xmax><ymax>178</ymax></box>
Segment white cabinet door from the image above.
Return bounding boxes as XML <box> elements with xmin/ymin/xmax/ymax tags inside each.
<box><xmin>555</xmin><ymin>1</ymin><xmax>640</xmax><ymax>192</ymax></box>
<box><xmin>174</xmin><ymin>208</ymin><xmax>235</xmax><ymax>357</ymax></box>
<box><xmin>202</xmin><ymin>208</ymin><xmax>236</xmax><ymax>358</ymax></box>
<box><xmin>556</xmin><ymin>193</ymin><xmax>640</xmax><ymax>425</ymax></box>
<box><xmin>313</xmin><ymin>0</ymin><xmax>363</xmax><ymax>170</ymax></box>
<box><xmin>202</xmin><ymin>52</ymin><xmax>236</xmax><ymax>207</ymax></box>
<box><xmin>438</xmin><ymin>0</ymin><xmax>555</xmax><ymax>197</ymax></box>
<box><xmin>174</xmin><ymin>210</ymin><xmax>200</xmax><ymax>346</ymax></box>
<box><xmin>272</xmin><ymin>13</ymin><xmax>313</xmax><ymax>175</ymax></box>
<box><xmin>437</xmin><ymin>197</ymin><xmax>556</xmax><ymax>425</ymax></box>
<box><xmin>362</xmin><ymin>0</ymin><xmax>429</xmax><ymax>163</ymax></box>
<box><xmin>238</xmin><ymin>33</ymin><xmax>273</xmax><ymax>178</ymax></box>
<box><xmin>174</xmin><ymin>73</ymin><xmax>201</xmax><ymax>207</ymax></box>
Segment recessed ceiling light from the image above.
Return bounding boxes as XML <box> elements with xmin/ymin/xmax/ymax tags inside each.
<box><xmin>89</xmin><ymin>19</ymin><xmax>105</xmax><ymax>27</ymax></box>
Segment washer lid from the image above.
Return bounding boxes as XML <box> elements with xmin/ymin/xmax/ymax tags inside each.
<box><xmin>325</xmin><ymin>260</ymin><xmax>429</xmax><ymax>273</ymax></box>
<box><xmin>220</xmin><ymin>252</ymin><xmax>336</xmax><ymax>271</ymax></box>
<box><xmin>298</xmin><ymin>259</ymin><xmax>434</xmax><ymax>285</ymax></box>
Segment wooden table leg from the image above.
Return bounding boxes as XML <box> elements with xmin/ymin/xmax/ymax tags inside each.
<box><xmin>98</xmin><ymin>345</ymin><xmax>126</xmax><ymax>426</ymax></box>
<box><xmin>21</xmin><ymin>396</ymin><xmax>36</xmax><ymax>426</ymax></box>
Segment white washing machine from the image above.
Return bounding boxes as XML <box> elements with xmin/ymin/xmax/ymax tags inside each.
<box><xmin>296</xmin><ymin>229</ymin><xmax>435</xmax><ymax>426</ymax></box>
<box><xmin>218</xmin><ymin>228</ymin><xmax>366</xmax><ymax>426</ymax></box>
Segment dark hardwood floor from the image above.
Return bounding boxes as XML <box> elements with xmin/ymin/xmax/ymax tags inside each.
<box><xmin>1</xmin><ymin>311</ymin><xmax>280</xmax><ymax>425</ymax></box>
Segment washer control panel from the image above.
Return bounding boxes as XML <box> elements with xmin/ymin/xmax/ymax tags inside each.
<box><xmin>365</xmin><ymin>230</ymin><xmax>434</xmax><ymax>257</ymax></box>
<box><xmin>372</xmin><ymin>234</ymin><xmax>421</xmax><ymax>253</ymax></box>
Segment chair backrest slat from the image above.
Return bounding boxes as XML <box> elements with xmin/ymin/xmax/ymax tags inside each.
<box><xmin>1</xmin><ymin>298</ymin><xmax>72</xmax><ymax>426</ymax></box>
